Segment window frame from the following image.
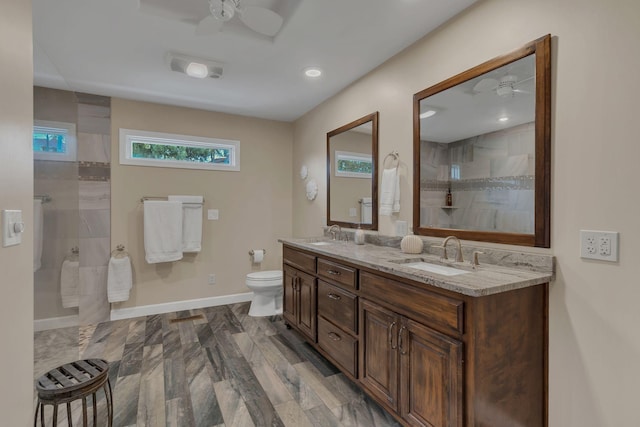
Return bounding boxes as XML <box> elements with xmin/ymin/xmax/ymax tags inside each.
<box><xmin>334</xmin><ymin>150</ymin><xmax>373</xmax><ymax>179</ymax></box>
<box><xmin>33</xmin><ymin>120</ymin><xmax>77</xmax><ymax>161</ymax></box>
<box><xmin>119</xmin><ymin>128</ymin><xmax>240</xmax><ymax>171</ymax></box>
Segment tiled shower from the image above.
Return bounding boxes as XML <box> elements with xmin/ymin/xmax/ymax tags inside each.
<box><xmin>34</xmin><ymin>87</ymin><xmax>112</xmax><ymax>327</ymax></box>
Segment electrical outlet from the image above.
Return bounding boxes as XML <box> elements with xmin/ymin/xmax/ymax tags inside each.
<box><xmin>208</xmin><ymin>274</ymin><xmax>216</xmax><ymax>285</ymax></box>
<box><xmin>580</xmin><ymin>230</ymin><xmax>619</xmax><ymax>262</ymax></box>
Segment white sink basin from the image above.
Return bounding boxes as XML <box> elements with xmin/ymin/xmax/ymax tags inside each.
<box><xmin>309</xmin><ymin>241</ymin><xmax>333</xmax><ymax>246</ymax></box>
<box><xmin>389</xmin><ymin>258</ymin><xmax>470</xmax><ymax>276</ymax></box>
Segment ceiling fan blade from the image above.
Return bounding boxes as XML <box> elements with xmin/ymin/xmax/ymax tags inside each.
<box><xmin>196</xmin><ymin>16</ymin><xmax>224</xmax><ymax>36</ymax></box>
<box><xmin>472</xmin><ymin>78</ymin><xmax>499</xmax><ymax>93</ymax></box>
<box><xmin>239</xmin><ymin>6</ymin><xmax>283</xmax><ymax>37</ymax></box>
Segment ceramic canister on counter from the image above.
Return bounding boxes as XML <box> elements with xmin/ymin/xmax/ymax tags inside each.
<box><xmin>354</xmin><ymin>225</ymin><xmax>365</xmax><ymax>245</ymax></box>
<box><xmin>400</xmin><ymin>234</ymin><xmax>423</xmax><ymax>254</ymax></box>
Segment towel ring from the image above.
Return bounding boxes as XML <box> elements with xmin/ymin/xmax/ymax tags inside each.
<box><xmin>383</xmin><ymin>151</ymin><xmax>400</xmax><ymax>168</ymax></box>
<box><xmin>110</xmin><ymin>244</ymin><xmax>130</xmax><ymax>259</ymax></box>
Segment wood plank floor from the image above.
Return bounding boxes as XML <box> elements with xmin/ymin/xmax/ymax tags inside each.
<box><xmin>34</xmin><ymin>302</ymin><xmax>400</xmax><ymax>427</ymax></box>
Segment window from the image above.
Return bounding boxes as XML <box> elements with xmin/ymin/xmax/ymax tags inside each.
<box><xmin>33</xmin><ymin>120</ymin><xmax>77</xmax><ymax>161</ymax></box>
<box><xmin>335</xmin><ymin>151</ymin><xmax>372</xmax><ymax>178</ymax></box>
<box><xmin>119</xmin><ymin>128</ymin><xmax>240</xmax><ymax>171</ymax></box>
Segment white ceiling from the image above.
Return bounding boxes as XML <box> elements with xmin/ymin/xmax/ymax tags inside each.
<box><xmin>33</xmin><ymin>0</ymin><xmax>477</xmax><ymax>122</ymax></box>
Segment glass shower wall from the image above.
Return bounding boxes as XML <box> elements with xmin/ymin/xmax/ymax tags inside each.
<box><xmin>34</xmin><ymin>87</ymin><xmax>111</xmax><ymax>328</ymax></box>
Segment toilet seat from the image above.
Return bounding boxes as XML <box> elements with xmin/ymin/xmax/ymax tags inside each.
<box><xmin>247</xmin><ymin>270</ymin><xmax>282</xmax><ymax>281</ymax></box>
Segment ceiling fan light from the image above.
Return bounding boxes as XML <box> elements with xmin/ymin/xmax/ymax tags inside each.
<box><xmin>186</xmin><ymin>62</ymin><xmax>209</xmax><ymax>78</ymax></box>
<box><xmin>210</xmin><ymin>0</ymin><xmax>235</xmax><ymax>21</ymax></box>
<box><xmin>420</xmin><ymin>110</ymin><xmax>437</xmax><ymax>119</ymax></box>
<box><xmin>496</xmin><ymin>85</ymin><xmax>513</xmax><ymax>97</ymax></box>
<box><xmin>304</xmin><ymin>67</ymin><xmax>322</xmax><ymax>78</ymax></box>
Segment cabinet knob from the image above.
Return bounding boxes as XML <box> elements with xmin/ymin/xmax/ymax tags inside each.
<box><xmin>327</xmin><ymin>293</ymin><xmax>341</xmax><ymax>301</ymax></box>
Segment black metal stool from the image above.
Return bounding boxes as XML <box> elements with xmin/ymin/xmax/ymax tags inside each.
<box><xmin>34</xmin><ymin>359</ymin><xmax>113</xmax><ymax>427</ymax></box>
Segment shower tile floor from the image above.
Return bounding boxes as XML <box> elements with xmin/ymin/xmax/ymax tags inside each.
<box><xmin>34</xmin><ymin>302</ymin><xmax>400</xmax><ymax>427</ymax></box>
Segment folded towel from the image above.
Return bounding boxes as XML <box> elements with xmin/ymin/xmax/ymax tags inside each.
<box><xmin>108</xmin><ymin>255</ymin><xmax>133</xmax><ymax>303</ymax></box>
<box><xmin>168</xmin><ymin>195</ymin><xmax>203</xmax><ymax>253</ymax></box>
<box><xmin>60</xmin><ymin>259</ymin><xmax>79</xmax><ymax>308</ymax></box>
<box><xmin>361</xmin><ymin>197</ymin><xmax>373</xmax><ymax>224</ymax></box>
<box><xmin>143</xmin><ymin>201</ymin><xmax>183</xmax><ymax>264</ymax></box>
<box><xmin>379</xmin><ymin>168</ymin><xmax>401</xmax><ymax>216</ymax></box>
<box><xmin>33</xmin><ymin>199</ymin><xmax>43</xmax><ymax>272</ymax></box>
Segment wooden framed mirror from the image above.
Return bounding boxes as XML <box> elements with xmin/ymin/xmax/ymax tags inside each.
<box><xmin>327</xmin><ymin>112</ymin><xmax>379</xmax><ymax>230</ymax></box>
<box><xmin>413</xmin><ymin>35</ymin><xmax>551</xmax><ymax>247</ymax></box>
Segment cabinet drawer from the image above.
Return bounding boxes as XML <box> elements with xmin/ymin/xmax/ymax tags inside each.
<box><xmin>318</xmin><ymin>281</ymin><xmax>357</xmax><ymax>333</ymax></box>
<box><xmin>317</xmin><ymin>258</ymin><xmax>356</xmax><ymax>290</ymax></box>
<box><xmin>283</xmin><ymin>247</ymin><xmax>316</xmax><ymax>274</ymax></box>
<box><xmin>360</xmin><ymin>271</ymin><xmax>464</xmax><ymax>335</ymax></box>
<box><xmin>317</xmin><ymin>317</ymin><xmax>357</xmax><ymax>377</ymax></box>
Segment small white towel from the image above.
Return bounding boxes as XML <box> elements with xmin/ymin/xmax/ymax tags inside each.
<box><xmin>33</xmin><ymin>199</ymin><xmax>43</xmax><ymax>272</ymax></box>
<box><xmin>108</xmin><ymin>255</ymin><xmax>133</xmax><ymax>303</ymax></box>
<box><xmin>379</xmin><ymin>168</ymin><xmax>401</xmax><ymax>216</ymax></box>
<box><xmin>143</xmin><ymin>201</ymin><xmax>183</xmax><ymax>264</ymax></box>
<box><xmin>60</xmin><ymin>259</ymin><xmax>79</xmax><ymax>308</ymax></box>
<box><xmin>168</xmin><ymin>195</ymin><xmax>203</xmax><ymax>253</ymax></box>
<box><xmin>361</xmin><ymin>197</ymin><xmax>373</xmax><ymax>224</ymax></box>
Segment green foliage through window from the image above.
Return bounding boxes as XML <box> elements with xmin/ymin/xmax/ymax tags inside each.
<box><xmin>131</xmin><ymin>141</ymin><xmax>230</xmax><ymax>164</ymax></box>
<box><xmin>337</xmin><ymin>158</ymin><xmax>372</xmax><ymax>174</ymax></box>
<box><xmin>33</xmin><ymin>131</ymin><xmax>67</xmax><ymax>154</ymax></box>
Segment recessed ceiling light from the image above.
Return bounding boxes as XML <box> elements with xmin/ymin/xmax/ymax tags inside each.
<box><xmin>419</xmin><ymin>110</ymin><xmax>437</xmax><ymax>119</ymax></box>
<box><xmin>499</xmin><ymin>116</ymin><xmax>509</xmax><ymax>122</ymax></box>
<box><xmin>304</xmin><ymin>67</ymin><xmax>322</xmax><ymax>78</ymax></box>
<box><xmin>186</xmin><ymin>62</ymin><xmax>209</xmax><ymax>79</ymax></box>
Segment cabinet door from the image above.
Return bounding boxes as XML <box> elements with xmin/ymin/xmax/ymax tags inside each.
<box><xmin>282</xmin><ymin>265</ymin><xmax>298</xmax><ymax>326</ymax></box>
<box><xmin>399</xmin><ymin>318</ymin><xmax>463</xmax><ymax>427</ymax></box>
<box><xmin>297</xmin><ymin>270</ymin><xmax>317</xmax><ymax>341</ymax></box>
<box><xmin>360</xmin><ymin>299</ymin><xmax>399</xmax><ymax>411</ymax></box>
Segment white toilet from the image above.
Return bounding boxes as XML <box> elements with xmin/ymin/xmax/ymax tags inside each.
<box><xmin>246</xmin><ymin>270</ymin><xmax>283</xmax><ymax>317</ymax></box>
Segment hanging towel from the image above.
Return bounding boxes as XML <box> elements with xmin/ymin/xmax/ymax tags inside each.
<box><xmin>168</xmin><ymin>195</ymin><xmax>203</xmax><ymax>253</ymax></box>
<box><xmin>379</xmin><ymin>167</ymin><xmax>401</xmax><ymax>216</ymax></box>
<box><xmin>33</xmin><ymin>199</ymin><xmax>43</xmax><ymax>272</ymax></box>
<box><xmin>60</xmin><ymin>259</ymin><xmax>79</xmax><ymax>308</ymax></box>
<box><xmin>108</xmin><ymin>255</ymin><xmax>133</xmax><ymax>303</ymax></box>
<box><xmin>143</xmin><ymin>200</ymin><xmax>183</xmax><ymax>264</ymax></box>
<box><xmin>361</xmin><ymin>197</ymin><xmax>373</xmax><ymax>224</ymax></box>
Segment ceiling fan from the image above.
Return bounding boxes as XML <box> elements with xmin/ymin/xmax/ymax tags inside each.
<box><xmin>472</xmin><ymin>74</ymin><xmax>534</xmax><ymax>97</ymax></box>
<box><xmin>196</xmin><ymin>0</ymin><xmax>284</xmax><ymax>37</ymax></box>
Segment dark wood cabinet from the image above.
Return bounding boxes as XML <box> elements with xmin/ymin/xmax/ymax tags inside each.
<box><xmin>283</xmin><ymin>264</ymin><xmax>317</xmax><ymax>341</ymax></box>
<box><xmin>282</xmin><ymin>244</ymin><xmax>548</xmax><ymax>427</ymax></box>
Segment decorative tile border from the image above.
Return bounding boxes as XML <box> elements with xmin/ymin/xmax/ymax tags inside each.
<box><xmin>421</xmin><ymin>175</ymin><xmax>534</xmax><ymax>191</ymax></box>
<box><xmin>79</xmin><ymin>161</ymin><xmax>110</xmax><ymax>181</ymax></box>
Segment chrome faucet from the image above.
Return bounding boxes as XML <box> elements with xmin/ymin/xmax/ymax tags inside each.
<box><xmin>438</xmin><ymin>236</ymin><xmax>464</xmax><ymax>263</ymax></box>
<box><xmin>328</xmin><ymin>224</ymin><xmax>341</xmax><ymax>240</ymax></box>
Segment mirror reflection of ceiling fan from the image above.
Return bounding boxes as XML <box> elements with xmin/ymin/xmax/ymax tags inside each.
<box><xmin>196</xmin><ymin>0</ymin><xmax>284</xmax><ymax>37</ymax></box>
<box><xmin>472</xmin><ymin>74</ymin><xmax>534</xmax><ymax>97</ymax></box>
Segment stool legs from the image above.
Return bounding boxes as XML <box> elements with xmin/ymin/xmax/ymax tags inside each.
<box><xmin>66</xmin><ymin>402</ymin><xmax>72</xmax><ymax>426</ymax></box>
<box><xmin>105</xmin><ymin>378</ymin><xmax>113</xmax><ymax>427</ymax></box>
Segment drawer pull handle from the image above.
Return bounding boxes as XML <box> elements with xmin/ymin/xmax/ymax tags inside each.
<box><xmin>326</xmin><ymin>269</ymin><xmax>342</xmax><ymax>276</ymax></box>
<box><xmin>328</xmin><ymin>332</ymin><xmax>342</xmax><ymax>341</ymax></box>
<box><xmin>327</xmin><ymin>293</ymin><xmax>342</xmax><ymax>301</ymax></box>
<box><xmin>398</xmin><ymin>325</ymin><xmax>407</xmax><ymax>355</ymax></box>
<box><xmin>389</xmin><ymin>321</ymin><xmax>397</xmax><ymax>349</ymax></box>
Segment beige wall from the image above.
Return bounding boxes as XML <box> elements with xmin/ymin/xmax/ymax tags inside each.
<box><xmin>0</xmin><ymin>0</ymin><xmax>34</xmax><ymax>424</ymax></box>
<box><xmin>292</xmin><ymin>0</ymin><xmax>640</xmax><ymax>425</ymax></box>
<box><xmin>111</xmin><ymin>98</ymin><xmax>293</xmax><ymax>309</ymax></box>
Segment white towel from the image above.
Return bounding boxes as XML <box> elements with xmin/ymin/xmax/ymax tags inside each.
<box><xmin>143</xmin><ymin>200</ymin><xmax>183</xmax><ymax>264</ymax></box>
<box><xmin>60</xmin><ymin>259</ymin><xmax>79</xmax><ymax>308</ymax></box>
<box><xmin>361</xmin><ymin>197</ymin><xmax>373</xmax><ymax>224</ymax></box>
<box><xmin>108</xmin><ymin>255</ymin><xmax>133</xmax><ymax>303</ymax></box>
<box><xmin>168</xmin><ymin>195</ymin><xmax>203</xmax><ymax>253</ymax></box>
<box><xmin>33</xmin><ymin>199</ymin><xmax>43</xmax><ymax>272</ymax></box>
<box><xmin>379</xmin><ymin>168</ymin><xmax>401</xmax><ymax>216</ymax></box>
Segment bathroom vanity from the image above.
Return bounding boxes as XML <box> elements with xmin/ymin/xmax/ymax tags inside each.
<box><xmin>280</xmin><ymin>238</ymin><xmax>553</xmax><ymax>427</ymax></box>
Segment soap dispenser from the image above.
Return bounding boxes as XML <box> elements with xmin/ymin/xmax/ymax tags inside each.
<box><xmin>354</xmin><ymin>224</ymin><xmax>365</xmax><ymax>245</ymax></box>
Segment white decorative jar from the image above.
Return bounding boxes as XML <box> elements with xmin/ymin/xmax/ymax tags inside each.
<box><xmin>354</xmin><ymin>226</ymin><xmax>365</xmax><ymax>245</ymax></box>
<box><xmin>400</xmin><ymin>234</ymin><xmax>423</xmax><ymax>254</ymax></box>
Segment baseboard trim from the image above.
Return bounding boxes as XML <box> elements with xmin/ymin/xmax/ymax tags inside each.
<box><xmin>110</xmin><ymin>292</ymin><xmax>254</xmax><ymax>321</ymax></box>
<box><xmin>34</xmin><ymin>315</ymin><xmax>80</xmax><ymax>332</ymax></box>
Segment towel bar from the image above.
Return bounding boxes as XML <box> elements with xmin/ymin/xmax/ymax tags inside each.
<box><xmin>140</xmin><ymin>196</ymin><xmax>205</xmax><ymax>204</ymax></box>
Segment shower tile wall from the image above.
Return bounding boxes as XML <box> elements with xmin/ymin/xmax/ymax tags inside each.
<box><xmin>78</xmin><ymin>97</ymin><xmax>111</xmax><ymax>325</ymax></box>
<box><xmin>420</xmin><ymin>122</ymin><xmax>535</xmax><ymax>233</ymax></box>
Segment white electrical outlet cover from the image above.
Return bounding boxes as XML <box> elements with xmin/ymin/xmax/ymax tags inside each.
<box><xmin>580</xmin><ymin>230</ymin><xmax>619</xmax><ymax>262</ymax></box>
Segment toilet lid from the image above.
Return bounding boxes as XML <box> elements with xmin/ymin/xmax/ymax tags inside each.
<box><xmin>247</xmin><ymin>270</ymin><xmax>282</xmax><ymax>281</ymax></box>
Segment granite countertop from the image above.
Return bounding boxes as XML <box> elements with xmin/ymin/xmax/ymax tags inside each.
<box><xmin>279</xmin><ymin>237</ymin><xmax>554</xmax><ymax>297</ymax></box>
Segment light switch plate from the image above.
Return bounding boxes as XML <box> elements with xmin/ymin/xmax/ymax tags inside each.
<box><xmin>207</xmin><ymin>209</ymin><xmax>219</xmax><ymax>220</ymax></box>
<box><xmin>2</xmin><ymin>209</ymin><xmax>24</xmax><ymax>247</ymax></box>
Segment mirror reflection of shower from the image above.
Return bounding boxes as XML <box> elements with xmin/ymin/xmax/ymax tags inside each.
<box><xmin>33</xmin><ymin>87</ymin><xmax>111</xmax><ymax>331</ymax></box>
